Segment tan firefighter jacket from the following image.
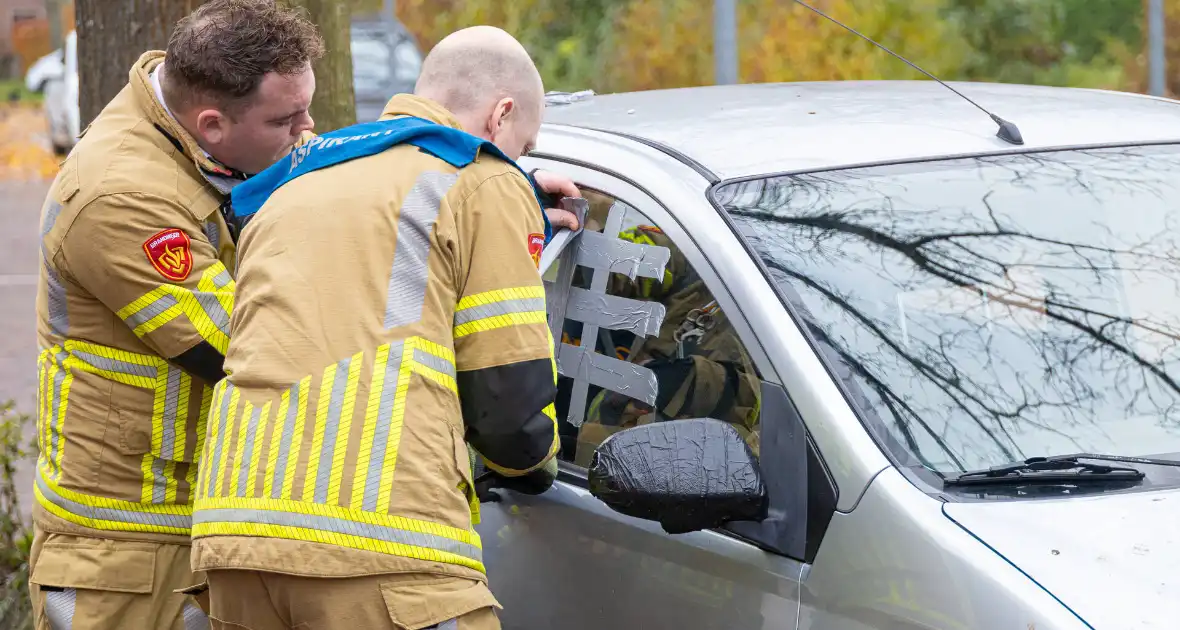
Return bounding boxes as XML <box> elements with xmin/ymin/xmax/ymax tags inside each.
<box><xmin>190</xmin><ymin>94</ymin><xmax>560</xmax><ymax>583</ymax></box>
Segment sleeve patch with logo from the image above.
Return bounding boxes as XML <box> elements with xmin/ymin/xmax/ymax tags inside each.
<box><xmin>143</xmin><ymin>228</ymin><xmax>194</xmax><ymax>281</ymax></box>
<box><xmin>528</xmin><ymin>233</ymin><xmax>545</xmax><ymax>269</ymax></box>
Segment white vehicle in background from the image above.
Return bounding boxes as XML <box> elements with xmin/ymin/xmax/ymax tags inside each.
<box><xmin>24</xmin><ymin>29</ymin><xmax>77</xmax><ymax>156</ymax></box>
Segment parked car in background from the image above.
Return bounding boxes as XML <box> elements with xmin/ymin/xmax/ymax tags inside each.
<box><xmin>24</xmin><ymin>17</ymin><xmax>421</xmax><ymax>155</ymax></box>
<box><xmin>23</xmin><ymin>29</ymin><xmax>77</xmax><ymax>156</ymax></box>
<box><xmin>350</xmin><ymin>14</ymin><xmax>422</xmax><ymax>123</ymax></box>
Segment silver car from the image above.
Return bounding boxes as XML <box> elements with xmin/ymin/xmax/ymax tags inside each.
<box><xmin>474</xmin><ymin>81</ymin><xmax>1180</xmax><ymax>629</ymax></box>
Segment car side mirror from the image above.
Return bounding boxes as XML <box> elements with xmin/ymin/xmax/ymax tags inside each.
<box><xmin>587</xmin><ymin>418</ymin><xmax>768</xmax><ymax>534</ymax></box>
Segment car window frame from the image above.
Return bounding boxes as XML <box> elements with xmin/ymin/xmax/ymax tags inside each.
<box><xmin>522</xmin><ymin>155</ymin><xmax>837</xmax><ymax>560</ymax></box>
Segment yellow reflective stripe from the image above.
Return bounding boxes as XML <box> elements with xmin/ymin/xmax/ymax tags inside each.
<box><xmin>35</xmin><ymin>468</ymin><xmax>191</xmax><ymax>535</ymax></box>
<box><xmin>188</xmin><ymin>386</ymin><xmax>213</xmax><ymax>498</ymax></box>
<box><xmin>304</xmin><ymin>363</ymin><xmax>338</xmax><ymax>503</ymax></box>
<box><xmin>379</xmin><ymin>342</ymin><xmax>416</xmax><ymax>514</ymax></box>
<box><xmin>245</xmin><ymin>401</ymin><xmax>272</xmax><ymax>498</ymax></box>
<box><xmin>454</xmin><ymin>311</ymin><xmax>548</xmax><ymax>338</ymax></box>
<box><xmin>454</xmin><ymin>287</ymin><xmax>547</xmax><ymax>339</ymax></box>
<box><xmin>115</xmin><ymin>263</ymin><xmax>234</xmax><ymax>355</ymax></box>
<box><xmin>213</xmin><ymin>387</ymin><xmax>241</xmax><ymax>497</ymax></box>
<box><xmin>455</xmin><ymin>286</ymin><xmax>545</xmax><ymax>311</ymax></box>
<box><xmin>140</xmin><ymin>455</ymin><xmax>155</xmax><ymax>504</ymax></box>
<box><xmin>191</xmin><ymin>495</ymin><xmax>483</xmax><ymax>573</ymax></box>
<box><xmin>281</xmin><ymin>376</ymin><xmax>311</xmax><ymax>501</ymax></box>
<box><xmin>163</xmin><ymin>461</ymin><xmax>179</xmax><ymax>504</ymax></box>
<box><xmin>228</xmin><ymin>400</ymin><xmax>254</xmax><ymax>498</ymax></box>
<box><xmin>199</xmin><ymin>382</ymin><xmax>227</xmax><ymax>498</ymax></box>
<box><xmin>63</xmin><ymin>339</ymin><xmax>159</xmax><ymax>389</ymax></box>
<box><xmin>196</xmin><ymin>263</ymin><xmax>236</xmax><ymax>317</ymax></box>
<box><xmin>327</xmin><ymin>353</ymin><xmax>363</xmax><ymax>506</ymax></box>
<box><xmin>263</xmin><ymin>391</ymin><xmax>289</xmax><ymax>500</ymax></box>
<box><xmin>410</xmin><ymin>339</ymin><xmax>458</xmax><ymax>393</ymax></box>
<box><xmin>352</xmin><ymin>344</ymin><xmax>390</xmax><ymax>508</ymax></box>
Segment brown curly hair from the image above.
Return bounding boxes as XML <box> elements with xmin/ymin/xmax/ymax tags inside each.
<box><xmin>162</xmin><ymin>0</ymin><xmax>325</xmax><ymax>113</ymax></box>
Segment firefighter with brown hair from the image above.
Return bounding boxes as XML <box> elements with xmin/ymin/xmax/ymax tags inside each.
<box><xmin>29</xmin><ymin>1</ymin><xmax>324</xmax><ymax>628</ymax></box>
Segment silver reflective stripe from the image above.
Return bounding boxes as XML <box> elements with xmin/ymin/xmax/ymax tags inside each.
<box><xmin>565</xmin><ymin>287</ymin><xmax>667</xmax><ymax>338</ymax></box>
<box><xmin>160</xmin><ymin>366</ymin><xmax>182</xmax><ymax>452</ymax></box>
<box><xmin>314</xmin><ymin>356</ymin><xmax>353</xmax><ymax>504</ymax></box>
<box><xmin>151</xmin><ymin>457</ymin><xmax>168</xmax><ymax>504</ymax></box>
<box><xmin>211</xmin><ymin>268</ymin><xmax>233</xmax><ymax>288</ymax></box>
<box><xmin>236</xmin><ymin>404</ymin><xmax>262</xmax><ymax>497</ymax></box>
<box><xmin>36</xmin><ymin>471</ymin><xmax>191</xmax><ymax>529</ymax></box>
<box><xmin>575</xmin><ymin>230</ymin><xmax>671</xmax><ymax>281</ymax></box>
<box><xmin>194</xmin><ymin>290</ymin><xmax>231</xmax><ymax>336</ymax></box>
<box><xmin>193</xmin><ymin>507</ymin><xmax>482</xmax><ymax>563</ymax></box>
<box><xmin>123</xmin><ymin>294</ymin><xmax>179</xmax><ymax>330</ymax></box>
<box><xmin>384</xmin><ymin>171</ymin><xmax>457</xmax><ymax>329</ymax></box>
<box><xmin>433</xmin><ymin>620</ymin><xmax>459</xmax><ymax>630</ymax></box>
<box><xmin>46</xmin><ymin>349</ymin><xmax>68</xmax><ymax>480</ymax></box>
<box><xmin>270</xmin><ymin>381</ymin><xmax>302</xmax><ymax>500</ymax></box>
<box><xmin>46</xmin><ymin>268</ymin><xmax>70</xmax><ymax>338</ymax></box>
<box><xmin>412</xmin><ymin>348</ymin><xmax>455</xmax><ymax>379</ymax></box>
<box><xmin>42</xmin><ymin>201</ymin><xmax>68</xmax><ymax>338</ymax></box>
<box><xmin>556</xmin><ymin>343</ymin><xmax>659</xmax><ymax>407</ymax></box>
<box><xmin>363</xmin><ymin>342</ymin><xmax>403</xmax><ymax>511</ymax></box>
<box><xmin>207</xmin><ymin>384</ymin><xmax>234</xmax><ymax>497</ymax></box>
<box><xmin>203</xmin><ymin>221</ymin><xmax>221</xmax><ymax>254</ymax></box>
<box><xmin>453</xmin><ymin>297</ymin><xmax>546</xmax><ymax>327</ymax></box>
<box><xmin>43</xmin><ymin>587</ymin><xmax>76</xmax><ymax>630</ymax></box>
<box><xmin>71</xmin><ymin>350</ymin><xmax>157</xmax><ymax>379</ymax></box>
<box><xmin>183</xmin><ymin>601</ymin><xmax>209</xmax><ymax>630</ymax></box>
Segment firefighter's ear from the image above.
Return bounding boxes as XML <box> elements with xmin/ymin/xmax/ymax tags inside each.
<box><xmin>488</xmin><ymin>97</ymin><xmax>515</xmax><ymax>137</ymax></box>
<box><xmin>195</xmin><ymin>109</ymin><xmax>227</xmax><ymax>146</ymax></box>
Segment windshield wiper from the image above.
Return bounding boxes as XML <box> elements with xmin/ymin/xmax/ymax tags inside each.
<box><xmin>941</xmin><ymin>453</ymin><xmax>1180</xmax><ymax>486</ymax></box>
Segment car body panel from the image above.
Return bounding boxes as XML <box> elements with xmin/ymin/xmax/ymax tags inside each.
<box><xmin>542</xmin><ymin>81</ymin><xmax>1180</xmax><ymax>179</ymax></box>
<box><xmin>944</xmin><ymin>481</ymin><xmax>1180</xmax><ymax>630</ymax></box>
<box><xmin>801</xmin><ymin>468</ymin><xmax>1088</xmax><ymax>630</ymax></box>
<box><xmin>481</xmin><ymin>471</ymin><xmax>805</xmax><ymax>630</ymax></box>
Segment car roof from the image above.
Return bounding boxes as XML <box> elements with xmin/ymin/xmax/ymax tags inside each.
<box><xmin>541</xmin><ymin>80</ymin><xmax>1180</xmax><ymax>181</ymax></box>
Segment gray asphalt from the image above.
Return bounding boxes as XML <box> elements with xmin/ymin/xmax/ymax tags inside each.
<box><xmin>1</xmin><ymin>178</ymin><xmax>49</xmax><ymax>518</ymax></box>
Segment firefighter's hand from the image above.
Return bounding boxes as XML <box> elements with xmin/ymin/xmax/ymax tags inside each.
<box><xmin>534</xmin><ymin>170</ymin><xmax>582</xmax><ymax>231</ymax></box>
<box><xmin>484</xmin><ymin>457</ymin><xmax>559</xmax><ymax>497</ymax></box>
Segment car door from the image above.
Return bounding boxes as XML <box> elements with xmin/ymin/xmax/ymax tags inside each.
<box><xmin>475</xmin><ymin>162</ymin><xmax>810</xmax><ymax>630</ymax></box>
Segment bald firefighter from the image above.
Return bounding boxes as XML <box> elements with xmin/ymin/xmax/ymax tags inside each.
<box><xmin>191</xmin><ymin>26</ymin><xmax>561</xmax><ymax>629</ymax></box>
<box><xmin>28</xmin><ymin>2</ymin><xmax>325</xmax><ymax>628</ymax></box>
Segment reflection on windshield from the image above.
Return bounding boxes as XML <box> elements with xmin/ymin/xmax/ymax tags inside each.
<box><xmin>715</xmin><ymin>145</ymin><xmax>1180</xmax><ymax>474</ymax></box>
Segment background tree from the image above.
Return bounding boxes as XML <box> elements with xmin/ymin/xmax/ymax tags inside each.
<box><xmin>288</xmin><ymin>0</ymin><xmax>356</xmax><ymax>130</ymax></box>
<box><xmin>75</xmin><ymin>0</ymin><xmax>202</xmax><ymax>128</ymax></box>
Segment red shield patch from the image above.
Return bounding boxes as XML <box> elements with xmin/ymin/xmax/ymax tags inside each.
<box><xmin>528</xmin><ymin>233</ymin><xmax>545</xmax><ymax>269</ymax></box>
<box><xmin>143</xmin><ymin>228</ymin><xmax>193</xmax><ymax>281</ymax></box>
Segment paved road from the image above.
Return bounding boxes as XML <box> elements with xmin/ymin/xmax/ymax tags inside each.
<box><xmin>1</xmin><ymin>178</ymin><xmax>49</xmax><ymax>517</ymax></box>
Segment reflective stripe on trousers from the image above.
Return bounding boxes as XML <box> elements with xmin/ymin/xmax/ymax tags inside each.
<box><xmin>43</xmin><ymin>588</ymin><xmax>209</xmax><ymax>630</ymax></box>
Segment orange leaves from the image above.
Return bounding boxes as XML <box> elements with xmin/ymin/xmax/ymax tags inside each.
<box><xmin>0</xmin><ymin>104</ymin><xmax>62</xmax><ymax>182</ymax></box>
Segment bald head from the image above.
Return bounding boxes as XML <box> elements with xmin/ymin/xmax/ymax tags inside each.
<box><xmin>414</xmin><ymin>26</ymin><xmax>545</xmax><ymax>160</ymax></box>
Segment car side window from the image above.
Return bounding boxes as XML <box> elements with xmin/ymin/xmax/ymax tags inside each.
<box><xmin>546</xmin><ymin>189</ymin><xmax>763</xmax><ymax>467</ymax></box>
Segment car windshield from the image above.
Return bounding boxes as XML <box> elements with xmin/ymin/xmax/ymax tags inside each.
<box><xmin>714</xmin><ymin>145</ymin><xmax>1180</xmax><ymax>476</ymax></box>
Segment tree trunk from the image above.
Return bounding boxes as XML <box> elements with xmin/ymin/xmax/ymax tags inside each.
<box><xmin>288</xmin><ymin>0</ymin><xmax>356</xmax><ymax>130</ymax></box>
<box><xmin>76</xmin><ymin>0</ymin><xmax>203</xmax><ymax>128</ymax></box>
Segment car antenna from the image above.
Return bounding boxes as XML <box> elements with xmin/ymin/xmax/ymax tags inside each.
<box><xmin>790</xmin><ymin>0</ymin><xmax>1024</xmax><ymax>146</ymax></box>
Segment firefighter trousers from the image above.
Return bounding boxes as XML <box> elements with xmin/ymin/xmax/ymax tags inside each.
<box><xmin>27</xmin><ymin>526</ymin><xmax>210</xmax><ymax>630</ymax></box>
<box><xmin>203</xmin><ymin>569</ymin><xmax>502</xmax><ymax>630</ymax></box>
